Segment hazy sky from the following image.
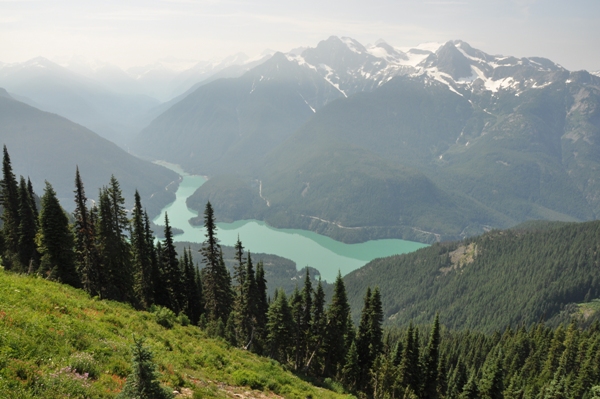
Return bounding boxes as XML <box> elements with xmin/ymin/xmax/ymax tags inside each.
<box><xmin>1</xmin><ymin>0</ymin><xmax>599</xmax><ymax>71</ymax></box>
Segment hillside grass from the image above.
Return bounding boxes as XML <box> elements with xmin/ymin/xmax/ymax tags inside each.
<box><xmin>0</xmin><ymin>269</ymin><xmax>351</xmax><ymax>399</ymax></box>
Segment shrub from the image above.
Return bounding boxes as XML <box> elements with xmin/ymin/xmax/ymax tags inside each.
<box><xmin>68</xmin><ymin>352</ymin><xmax>100</xmax><ymax>380</ymax></box>
<box><xmin>155</xmin><ymin>307</ymin><xmax>176</xmax><ymax>329</ymax></box>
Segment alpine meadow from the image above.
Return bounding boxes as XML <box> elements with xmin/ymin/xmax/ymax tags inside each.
<box><xmin>2</xmin><ymin>2</ymin><xmax>600</xmax><ymax>398</ymax></box>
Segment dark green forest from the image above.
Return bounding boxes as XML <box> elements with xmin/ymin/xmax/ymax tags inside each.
<box><xmin>3</xmin><ymin>145</ymin><xmax>600</xmax><ymax>398</ymax></box>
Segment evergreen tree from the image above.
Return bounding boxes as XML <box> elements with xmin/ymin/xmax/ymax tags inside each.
<box><xmin>143</xmin><ymin>211</ymin><xmax>161</xmax><ymax>305</ymax></box>
<box><xmin>162</xmin><ymin>213</ymin><xmax>182</xmax><ymax>313</ymax></box>
<box><xmin>17</xmin><ymin>176</ymin><xmax>38</xmax><ymax>272</ymax></box>
<box><xmin>398</xmin><ymin>322</ymin><xmax>421</xmax><ymax>395</ymax></box>
<box><xmin>183</xmin><ymin>248</ymin><xmax>203</xmax><ymax>325</ymax></box>
<box><xmin>97</xmin><ymin>182</ymin><xmax>133</xmax><ymax>302</ymax></box>
<box><xmin>342</xmin><ymin>340</ymin><xmax>360</xmax><ymax>392</ymax></box>
<box><xmin>240</xmin><ymin>252</ymin><xmax>258</xmax><ymax>350</ymax></box>
<box><xmin>423</xmin><ymin>313</ymin><xmax>441</xmax><ymax>399</ymax></box>
<box><xmin>37</xmin><ymin>181</ymin><xmax>80</xmax><ymax>287</ymax></box>
<box><xmin>356</xmin><ymin>287</ymin><xmax>374</xmax><ymax>391</ymax></box>
<box><xmin>233</xmin><ymin>236</ymin><xmax>246</xmax><ymax>288</ymax></box>
<box><xmin>305</xmin><ymin>277</ymin><xmax>327</xmax><ymax>374</ymax></box>
<box><xmin>267</xmin><ymin>289</ymin><xmax>294</xmax><ymax>364</ymax></box>
<box><xmin>1</xmin><ymin>145</ymin><xmax>20</xmax><ymax>268</ymax></box>
<box><xmin>323</xmin><ymin>271</ymin><xmax>351</xmax><ymax>377</ymax></box>
<box><xmin>254</xmin><ymin>260</ymin><xmax>269</xmax><ymax>354</ymax></box>
<box><xmin>131</xmin><ymin>190</ymin><xmax>153</xmax><ymax>308</ymax></box>
<box><xmin>479</xmin><ymin>350</ymin><xmax>504</xmax><ymax>399</ymax></box>
<box><xmin>27</xmin><ymin>177</ymin><xmax>38</xmax><ymax>218</ymax></box>
<box><xmin>117</xmin><ymin>337</ymin><xmax>173</xmax><ymax>399</ymax></box>
<box><xmin>73</xmin><ymin>167</ymin><xmax>100</xmax><ymax>296</ymax></box>
<box><xmin>201</xmin><ymin>202</ymin><xmax>233</xmax><ymax>324</ymax></box>
<box><xmin>153</xmin><ymin>242</ymin><xmax>171</xmax><ymax>309</ymax></box>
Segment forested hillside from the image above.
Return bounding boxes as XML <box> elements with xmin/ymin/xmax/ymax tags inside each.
<box><xmin>344</xmin><ymin>220</ymin><xmax>600</xmax><ymax>332</ymax></box>
<box><xmin>3</xmin><ymin>142</ymin><xmax>600</xmax><ymax>398</ymax></box>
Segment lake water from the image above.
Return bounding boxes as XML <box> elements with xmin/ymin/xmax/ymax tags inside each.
<box><xmin>153</xmin><ymin>162</ymin><xmax>428</xmax><ymax>281</ymax></box>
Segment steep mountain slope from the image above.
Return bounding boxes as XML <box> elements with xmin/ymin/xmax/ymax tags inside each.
<box><xmin>0</xmin><ymin>57</ymin><xmax>159</xmax><ymax>146</ymax></box>
<box><xmin>131</xmin><ymin>52</ymin><xmax>343</xmax><ymax>175</ymax></box>
<box><xmin>136</xmin><ymin>36</ymin><xmax>600</xmax><ymax>243</ymax></box>
<box><xmin>343</xmin><ymin>220</ymin><xmax>600</xmax><ymax>333</ymax></box>
<box><xmin>0</xmin><ymin>93</ymin><xmax>178</xmax><ymax>215</ymax></box>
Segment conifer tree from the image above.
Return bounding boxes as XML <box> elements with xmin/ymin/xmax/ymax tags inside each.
<box><xmin>17</xmin><ymin>176</ymin><xmax>38</xmax><ymax>272</ymax></box>
<box><xmin>73</xmin><ymin>168</ymin><xmax>100</xmax><ymax>296</ymax></box>
<box><xmin>153</xmin><ymin>242</ymin><xmax>171</xmax><ymax>309</ymax></box>
<box><xmin>201</xmin><ymin>202</ymin><xmax>232</xmax><ymax>324</ymax></box>
<box><xmin>233</xmin><ymin>236</ymin><xmax>246</xmax><ymax>288</ymax></box>
<box><xmin>356</xmin><ymin>287</ymin><xmax>374</xmax><ymax>390</ymax></box>
<box><xmin>323</xmin><ymin>271</ymin><xmax>351</xmax><ymax>377</ymax></box>
<box><xmin>117</xmin><ymin>337</ymin><xmax>173</xmax><ymax>399</ymax></box>
<box><xmin>267</xmin><ymin>289</ymin><xmax>294</xmax><ymax>364</ymax></box>
<box><xmin>398</xmin><ymin>322</ymin><xmax>421</xmax><ymax>395</ymax></box>
<box><xmin>239</xmin><ymin>251</ymin><xmax>258</xmax><ymax>350</ymax></box>
<box><xmin>305</xmin><ymin>277</ymin><xmax>326</xmax><ymax>374</ymax></box>
<box><xmin>254</xmin><ymin>260</ymin><xmax>269</xmax><ymax>353</ymax></box>
<box><xmin>37</xmin><ymin>181</ymin><xmax>80</xmax><ymax>287</ymax></box>
<box><xmin>342</xmin><ymin>340</ymin><xmax>360</xmax><ymax>392</ymax></box>
<box><xmin>1</xmin><ymin>145</ymin><xmax>20</xmax><ymax>268</ymax></box>
<box><xmin>27</xmin><ymin>177</ymin><xmax>38</xmax><ymax>218</ymax></box>
<box><xmin>97</xmin><ymin>182</ymin><xmax>133</xmax><ymax>302</ymax></box>
<box><xmin>423</xmin><ymin>313</ymin><xmax>441</xmax><ymax>399</ymax></box>
<box><xmin>162</xmin><ymin>213</ymin><xmax>182</xmax><ymax>312</ymax></box>
<box><xmin>131</xmin><ymin>190</ymin><xmax>153</xmax><ymax>308</ymax></box>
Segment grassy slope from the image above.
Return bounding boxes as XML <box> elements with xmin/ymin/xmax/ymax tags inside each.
<box><xmin>0</xmin><ymin>270</ymin><xmax>350</xmax><ymax>399</ymax></box>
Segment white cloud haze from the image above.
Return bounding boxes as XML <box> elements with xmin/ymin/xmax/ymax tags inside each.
<box><xmin>0</xmin><ymin>0</ymin><xmax>598</xmax><ymax>71</ymax></box>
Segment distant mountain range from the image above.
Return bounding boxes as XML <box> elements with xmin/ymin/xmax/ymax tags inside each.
<box><xmin>131</xmin><ymin>36</ymin><xmax>600</xmax><ymax>243</ymax></box>
<box><xmin>0</xmin><ymin>89</ymin><xmax>178</xmax><ymax>216</ymax></box>
<box><xmin>0</xmin><ymin>53</ymin><xmax>270</xmax><ymax>146</ymax></box>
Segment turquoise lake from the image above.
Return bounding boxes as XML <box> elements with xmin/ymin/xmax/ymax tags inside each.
<box><xmin>153</xmin><ymin>162</ymin><xmax>428</xmax><ymax>281</ymax></box>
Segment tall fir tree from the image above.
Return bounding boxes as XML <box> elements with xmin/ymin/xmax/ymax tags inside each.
<box><xmin>131</xmin><ymin>190</ymin><xmax>153</xmax><ymax>308</ymax></box>
<box><xmin>201</xmin><ymin>202</ymin><xmax>233</xmax><ymax>324</ymax></box>
<box><xmin>423</xmin><ymin>313</ymin><xmax>441</xmax><ymax>399</ymax></box>
<box><xmin>1</xmin><ymin>145</ymin><xmax>21</xmax><ymax>269</ymax></box>
<box><xmin>96</xmin><ymin>178</ymin><xmax>133</xmax><ymax>302</ymax></box>
<box><xmin>267</xmin><ymin>289</ymin><xmax>294</xmax><ymax>364</ymax></box>
<box><xmin>305</xmin><ymin>276</ymin><xmax>327</xmax><ymax>374</ymax></box>
<box><xmin>162</xmin><ymin>212</ymin><xmax>182</xmax><ymax>313</ymax></box>
<box><xmin>37</xmin><ymin>181</ymin><xmax>80</xmax><ymax>287</ymax></box>
<box><xmin>398</xmin><ymin>322</ymin><xmax>421</xmax><ymax>395</ymax></box>
<box><xmin>254</xmin><ymin>260</ymin><xmax>269</xmax><ymax>354</ymax></box>
<box><xmin>323</xmin><ymin>271</ymin><xmax>351</xmax><ymax>377</ymax></box>
<box><xmin>17</xmin><ymin>176</ymin><xmax>38</xmax><ymax>272</ymax></box>
<box><xmin>73</xmin><ymin>167</ymin><xmax>100</xmax><ymax>296</ymax></box>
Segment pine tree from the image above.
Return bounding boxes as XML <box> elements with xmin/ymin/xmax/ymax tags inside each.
<box><xmin>267</xmin><ymin>289</ymin><xmax>294</xmax><ymax>364</ymax></box>
<box><xmin>254</xmin><ymin>260</ymin><xmax>269</xmax><ymax>354</ymax></box>
<box><xmin>356</xmin><ymin>287</ymin><xmax>374</xmax><ymax>391</ymax></box>
<box><xmin>153</xmin><ymin>242</ymin><xmax>171</xmax><ymax>309</ymax></box>
<box><xmin>233</xmin><ymin>236</ymin><xmax>246</xmax><ymax>288</ymax></box>
<box><xmin>398</xmin><ymin>322</ymin><xmax>421</xmax><ymax>395</ymax></box>
<box><xmin>183</xmin><ymin>248</ymin><xmax>202</xmax><ymax>324</ymax></box>
<box><xmin>117</xmin><ymin>337</ymin><xmax>173</xmax><ymax>399</ymax></box>
<box><xmin>1</xmin><ymin>145</ymin><xmax>21</xmax><ymax>269</ymax></box>
<box><xmin>305</xmin><ymin>277</ymin><xmax>326</xmax><ymax>374</ymax></box>
<box><xmin>323</xmin><ymin>271</ymin><xmax>351</xmax><ymax>377</ymax></box>
<box><xmin>97</xmin><ymin>177</ymin><xmax>134</xmax><ymax>302</ymax></box>
<box><xmin>342</xmin><ymin>340</ymin><xmax>360</xmax><ymax>392</ymax></box>
<box><xmin>162</xmin><ymin>213</ymin><xmax>182</xmax><ymax>313</ymax></box>
<box><xmin>17</xmin><ymin>176</ymin><xmax>38</xmax><ymax>272</ymax></box>
<box><xmin>201</xmin><ymin>202</ymin><xmax>232</xmax><ymax>324</ymax></box>
<box><xmin>240</xmin><ymin>251</ymin><xmax>258</xmax><ymax>350</ymax></box>
<box><xmin>37</xmin><ymin>181</ymin><xmax>80</xmax><ymax>287</ymax></box>
<box><xmin>131</xmin><ymin>190</ymin><xmax>153</xmax><ymax>308</ymax></box>
<box><xmin>73</xmin><ymin>168</ymin><xmax>100</xmax><ymax>296</ymax></box>
<box><xmin>423</xmin><ymin>313</ymin><xmax>441</xmax><ymax>399</ymax></box>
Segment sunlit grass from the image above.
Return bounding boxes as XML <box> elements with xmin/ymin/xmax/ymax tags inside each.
<box><xmin>0</xmin><ymin>269</ymin><xmax>352</xmax><ymax>398</ymax></box>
